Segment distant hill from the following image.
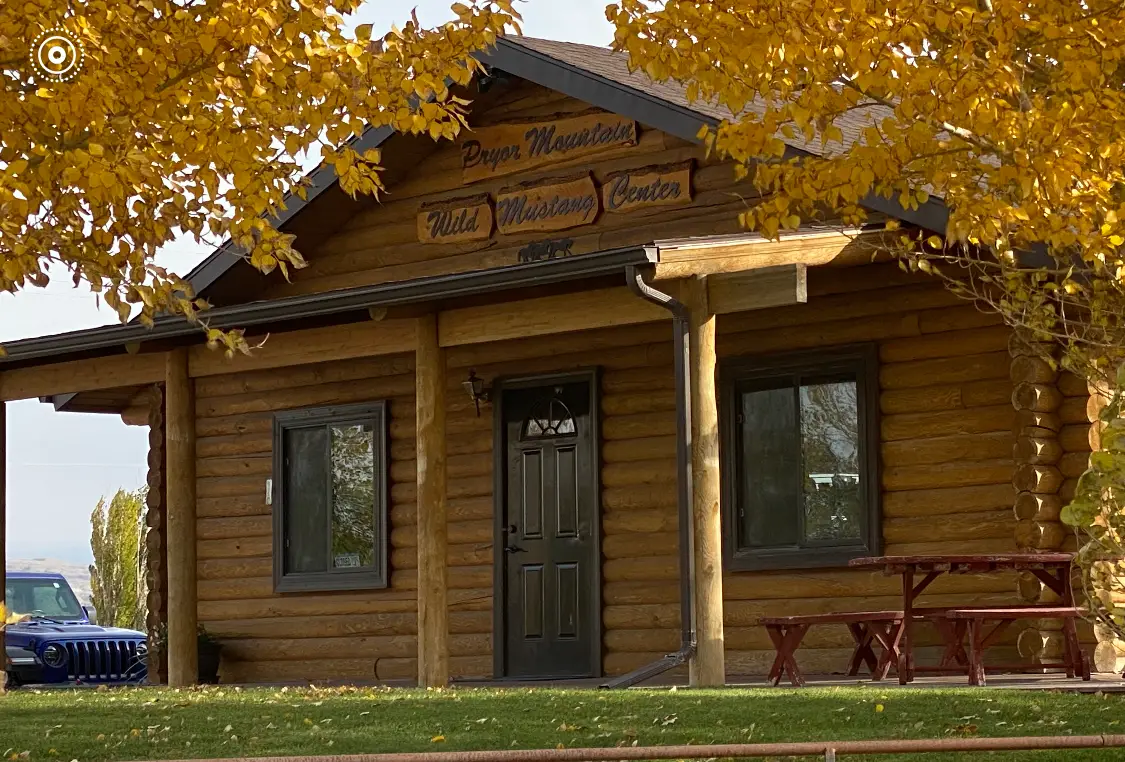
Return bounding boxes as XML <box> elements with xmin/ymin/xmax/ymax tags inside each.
<box><xmin>7</xmin><ymin>558</ymin><xmax>93</xmax><ymax>605</ymax></box>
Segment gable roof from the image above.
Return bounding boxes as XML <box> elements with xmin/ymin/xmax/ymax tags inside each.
<box><xmin>183</xmin><ymin>35</ymin><xmax>949</xmax><ymax>302</ymax></box>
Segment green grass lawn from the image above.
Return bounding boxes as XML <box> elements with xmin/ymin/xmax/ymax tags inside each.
<box><xmin>2</xmin><ymin>685</ymin><xmax>1124</xmax><ymax>762</ymax></box>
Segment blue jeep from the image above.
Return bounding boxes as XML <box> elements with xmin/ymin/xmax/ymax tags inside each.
<box><xmin>4</xmin><ymin>571</ymin><xmax>147</xmax><ymax>686</ymax></box>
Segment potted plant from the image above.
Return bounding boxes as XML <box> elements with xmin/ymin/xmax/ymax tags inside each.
<box><xmin>150</xmin><ymin>623</ymin><xmax>223</xmax><ymax>684</ymax></box>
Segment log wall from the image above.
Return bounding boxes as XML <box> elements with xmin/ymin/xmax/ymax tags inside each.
<box><xmin>257</xmin><ymin>82</ymin><xmax>757</xmax><ymax>302</ymax></box>
<box><xmin>193</xmin><ymin>263</ymin><xmax>1032</xmax><ymax>682</ymax></box>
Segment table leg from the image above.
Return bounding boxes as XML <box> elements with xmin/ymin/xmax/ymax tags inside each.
<box><xmin>766</xmin><ymin>624</ymin><xmax>808</xmax><ymax>687</ymax></box>
<box><xmin>870</xmin><ymin>619</ymin><xmax>905</xmax><ymax>681</ymax></box>
<box><xmin>966</xmin><ymin>619</ymin><xmax>986</xmax><ymax>687</ymax></box>
<box><xmin>846</xmin><ymin>623</ymin><xmax>877</xmax><ymax>677</ymax></box>
<box><xmin>935</xmin><ymin>619</ymin><xmax>968</xmax><ymax>670</ymax></box>
<box><xmin>900</xmin><ymin>568</ymin><xmax>914</xmax><ymax>684</ymax></box>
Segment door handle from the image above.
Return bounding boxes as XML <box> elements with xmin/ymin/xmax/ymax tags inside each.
<box><xmin>505</xmin><ymin>544</ymin><xmax>528</xmax><ymax>554</ymax></box>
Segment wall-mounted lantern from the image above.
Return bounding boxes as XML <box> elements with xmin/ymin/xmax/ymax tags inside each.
<box><xmin>462</xmin><ymin>369</ymin><xmax>491</xmax><ymax>417</ymax></box>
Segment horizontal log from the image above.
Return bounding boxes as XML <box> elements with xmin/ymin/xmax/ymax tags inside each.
<box><xmin>1010</xmin><ymin>355</ymin><xmax>1059</xmax><ymax>385</ymax></box>
<box><xmin>196</xmin><ymin>515</ymin><xmax>271</xmax><ymax>540</ymax></box>
<box><xmin>881</xmin><ymin>431</ymin><xmax>1012</xmax><ymax>467</ymax></box>
<box><xmin>1059</xmin><ymin>451</ymin><xmax>1091</xmax><ymax>478</ymax></box>
<box><xmin>1015</xmin><ymin>409</ymin><xmax>1061</xmax><ymax>433</ymax></box>
<box><xmin>602</xmin><ymin>459</ymin><xmax>676</xmax><ymax>489</ymax></box>
<box><xmin>602</xmin><ymin>411</ymin><xmax>676</xmax><ymax>441</ymax></box>
<box><xmin>390</xmin><ymin>520</ymin><xmax>491</xmax><ymax>550</ymax></box>
<box><xmin>882</xmin><ymin>459</ymin><xmax>1013</xmax><ymax>491</ymax></box>
<box><xmin>196</xmin><ymin>475</ymin><xmax>267</xmax><ymax>500</ymax></box>
<box><xmin>882</xmin><ymin>511</ymin><xmax>1012</xmax><ymax>544</ymax></box>
<box><xmin>601</xmin><ymin>390</ymin><xmax>676</xmax><ymax>417</ymax></box>
<box><xmin>1011</xmin><ymin>382</ymin><xmax>1062</xmax><ymax>413</ymax></box>
<box><xmin>196</xmin><ymin>456</ymin><xmax>270</xmax><ymax>479</ymax></box>
<box><xmin>197</xmin><ymin>433</ymin><xmax>271</xmax><ymax>460</ymax></box>
<box><xmin>447</xmin><ymin>322</ymin><xmax>670</xmax><ymax>371</ymax></box>
<box><xmin>1014</xmin><ymin>519</ymin><xmax>1069</xmax><ymax>550</ymax></box>
<box><xmin>879</xmin><ymin>379</ymin><xmax>1011</xmax><ymax>416</ymax></box>
<box><xmin>603</xmin><ymin>436</ymin><xmax>676</xmax><ymax>463</ymax></box>
<box><xmin>603</xmin><ymin>484</ymin><xmax>675</xmax><ymax>512</ymax></box>
<box><xmin>439</xmin><ymin>288</ymin><xmax>668</xmax><ymax>347</ymax></box>
<box><xmin>1057</xmin><ymin>372</ymin><xmax>1090</xmax><ymax>397</ymax></box>
<box><xmin>198</xmin><ymin>588</ymin><xmax>492</xmax><ymax>621</ymax></box>
<box><xmin>1059</xmin><ymin>423</ymin><xmax>1097</xmax><ymax>453</ymax></box>
<box><xmin>1058</xmin><ymin>396</ymin><xmax>1094</xmax><ymax>424</ymax></box>
<box><xmin>881</xmin><ymin>405</ymin><xmax>1015</xmax><ymax>441</ymax></box>
<box><xmin>603</xmin><ymin>531</ymin><xmax>679</xmax><ymax>559</ymax></box>
<box><xmin>603</xmin><ymin>508</ymin><xmax>678</xmax><ymax>534</ymax></box>
<box><xmin>881</xmin><ymin>483</ymin><xmax>1015</xmax><ymax>518</ymax></box>
<box><xmin>1013</xmin><ymin>492</ymin><xmax>1063</xmax><ymax>522</ymax></box>
<box><xmin>198</xmin><ymin>576</ymin><xmax>275</xmax><ymax>601</ymax></box>
<box><xmin>603</xmin><ymin>555</ymin><xmax>679</xmax><ymax>583</ymax></box>
<box><xmin>196</xmin><ymin>495</ymin><xmax>270</xmax><ymax>519</ymax></box>
<box><xmin>879</xmin><ymin>351</ymin><xmax>1010</xmax><ymax>390</ymax></box>
<box><xmin>1012</xmin><ymin>435</ymin><xmax>1062</xmax><ymax>466</ymax></box>
<box><xmin>198</xmin><ymin>557</ymin><xmax>272</xmax><ymax>580</ymax></box>
<box><xmin>607</xmin><ymin>625</ymin><xmax>965</xmax><ymax>654</ymax></box>
<box><xmin>1012</xmin><ymin>463</ymin><xmax>1064</xmax><ymax>494</ymax></box>
<box><xmin>189</xmin><ymin>321</ymin><xmax>416</xmax><ymax>378</ymax></box>
<box><xmin>194</xmin><ymin>354</ymin><xmax>414</xmax><ymax>399</ymax></box>
<box><xmin>602</xmin><ymin>366</ymin><xmax>675</xmax><ymax>395</ymax></box>
<box><xmin>720</xmin><ymin>313</ymin><xmax>922</xmax><ymax>358</ymax></box>
<box><xmin>222</xmin><ymin>655</ymin><xmax>491</xmax><ymax>683</ymax></box>
<box><xmin>391</xmin><ymin>496</ymin><xmax>492</xmax><ymax>525</ymax></box>
<box><xmin>1060</xmin><ymin>477</ymin><xmax>1079</xmax><ymax>502</ymax></box>
<box><xmin>390</xmin><ymin>452</ymin><xmax>491</xmax><ymax>484</ymax></box>
<box><xmin>0</xmin><ymin>351</ymin><xmax>165</xmax><ymax>401</ymax></box>
<box><xmin>916</xmin><ymin>304</ymin><xmax>1004</xmax><ymax>334</ymax></box>
<box><xmin>196</xmin><ymin>535</ymin><xmax>272</xmax><ymax>560</ymax></box>
<box><xmin>878</xmin><ymin>325</ymin><xmax>1011</xmax><ymax>364</ymax></box>
<box><xmin>220</xmin><ymin>633</ymin><xmax>492</xmax><ymax>663</ymax></box>
<box><xmin>197</xmin><ymin>376</ymin><xmax>415</xmax><ymax>418</ymax></box>
<box><xmin>391</xmin><ymin>543</ymin><xmax>493</xmax><ymax>570</ymax></box>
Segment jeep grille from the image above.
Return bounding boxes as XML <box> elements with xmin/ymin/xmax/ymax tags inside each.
<box><xmin>63</xmin><ymin>640</ymin><xmax>145</xmax><ymax>682</ymax></box>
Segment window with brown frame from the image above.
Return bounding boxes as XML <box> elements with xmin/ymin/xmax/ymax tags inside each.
<box><xmin>272</xmin><ymin>401</ymin><xmax>388</xmax><ymax>592</ymax></box>
<box><xmin>720</xmin><ymin>344</ymin><xmax>881</xmax><ymax>571</ymax></box>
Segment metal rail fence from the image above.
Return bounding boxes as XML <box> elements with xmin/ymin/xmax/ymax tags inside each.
<box><xmin>144</xmin><ymin>735</ymin><xmax>1125</xmax><ymax>762</ymax></box>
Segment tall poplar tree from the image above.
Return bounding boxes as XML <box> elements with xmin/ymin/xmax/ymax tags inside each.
<box><xmin>89</xmin><ymin>488</ymin><xmax>148</xmax><ymax>631</ymax></box>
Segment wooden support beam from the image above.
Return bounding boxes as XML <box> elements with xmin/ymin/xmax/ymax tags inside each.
<box><xmin>683</xmin><ymin>277</ymin><xmax>725</xmax><ymax>687</ymax></box>
<box><xmin>416</xmin><ymin>314</ymin><xmax>449</xmax><ymax>687</ymax></box>
<box><xmin>707</xmin><ymin>264</ymin><xmax>808</xmax><ymax>314</ymax></box>
<box><xmin>0</xmin><ymin>402</ymin><xmax>6</xmax><ymax>695</ymax></box>
<box><xmin>0</xmin><ymin>352</ymin><xmax>165</xmax><ymax>401</ymax></box>
<box><xmin>438</xmin><ymin>288</ymin><xmax>667</xmax><ymax>348</ymax></box>
<box><xmin>653</xmin><ymin>230</ymin><xmax>887</xmax><ymax>280</ymax></box>
<box><xmin>188</xmin><ymin>319</ymin><xmax>416</xmax><ymax>378</ymax></box>
<box><xmin>165</xmin><ymin>349</ymin><xmax>198</xmax><ymax>687</ymax></box>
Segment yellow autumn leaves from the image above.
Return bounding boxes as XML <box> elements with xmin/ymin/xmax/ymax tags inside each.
<box><xmin>607</xmin><ymin>0</ymin><xmax>1125</xmax><ymax>269</ymax></box>
<box><xmin>0</xmin><ymin>1</ymin><xmax>520</xmax><ymax>352</ymax></box>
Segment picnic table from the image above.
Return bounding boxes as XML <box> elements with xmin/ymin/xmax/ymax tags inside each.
<box><xmin>848</xmin><ymin>553</ymin><xmax>1080</xmax><ymax>684</ymax></box>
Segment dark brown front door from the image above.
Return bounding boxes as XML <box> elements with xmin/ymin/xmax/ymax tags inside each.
<box><xmin>497</xmin><ymin>376</ymin><xmax>599</xmax><ymax>679</ymax></box>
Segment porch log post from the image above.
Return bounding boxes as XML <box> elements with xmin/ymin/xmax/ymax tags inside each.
<box><xmin>684</xmin><ymin>276</ymin><xmax>726</xmax><ymax>686</ymax></box>
<box><xmin>416</xmin><ymin>313</ymin><xmax>449</xmax><ymax>687</ymax></box>
<box><xmin>0</xmin><ymin>401</ymin><xmax>6</xmax><ymax>695</ymax></box>
<box><xmin>165</xmin><ymin>348</ymin><xmax>198</xmax><ymax>686</ymax></box>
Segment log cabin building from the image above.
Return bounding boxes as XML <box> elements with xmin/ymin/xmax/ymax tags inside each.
<box><xmin>0</xmin><ymin>37</ymin><xmax>1110</xmax><ymax>687</ymax></box>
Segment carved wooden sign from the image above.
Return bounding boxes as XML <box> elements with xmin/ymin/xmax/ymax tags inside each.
<box><xmin>496</xmin><ymin>173</ymin><xmax>600</xmax><ymax>235</ymax></box>
<box><xmin>461</xmin><ymin>112</ymin><xmax>638</xmax><ymax>182</ymax></box>
<box><xmin>417</xmin><ymin>194</ymin><xmax>493</xmax><ymax>244</ymax></box>
<box><xmin>602</xmin><ymin>161</ymin><xmax>694</xmax><ymax>214</ymax></box>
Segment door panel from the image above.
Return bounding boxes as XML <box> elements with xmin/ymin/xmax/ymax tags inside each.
<box><xmin>501</xmin><ymin>379</ymin><xmax>598</xmax><ymax>678</ymax></box>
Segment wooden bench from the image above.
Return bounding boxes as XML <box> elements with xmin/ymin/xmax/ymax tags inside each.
<box><xmin>942</xmin><ymin>607</ymin><xmax>1091</xmax><ymax>686</ymax></box>
<box><xmin>758</xmin><ymin>611</ymin><xmax>905</xmax><ymax>687</ymax></box>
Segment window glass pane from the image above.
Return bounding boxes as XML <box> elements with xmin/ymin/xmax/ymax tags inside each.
<box><xmin>330</xmin><ymin>422</ymin><xmax>376</xmax><ymax>569</ymax></box>
<box><xmin>800</xmin><ymin>380</ymin><xmax>862</xmax><ymax>543</ymax></box>
<box><xmin>284</xmin><ymin>426</ymin><xmax>329</xmax><ymax>574</ymax></box>
<box><xmin>739</xmin><ymin>385</ymin><xmax>801</xmax><ymax>548</ymax></box>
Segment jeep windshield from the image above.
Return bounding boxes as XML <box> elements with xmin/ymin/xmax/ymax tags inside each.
<box><xmin>5</xmin><ymin>578</ymin><xmax>84</xmax><ymax>621</ymax></box>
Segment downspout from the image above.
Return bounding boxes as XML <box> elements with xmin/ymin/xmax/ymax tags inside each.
<box><xmin>600</xmin><ymin>264</ymin><xmax>696</xmax><ymax>688</ymax></box>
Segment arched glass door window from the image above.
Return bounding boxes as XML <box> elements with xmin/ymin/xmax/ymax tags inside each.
<box><xmin>522</xmin><ymin>394</ymin><xmax>577</xmax><ymax>439</ymax></box>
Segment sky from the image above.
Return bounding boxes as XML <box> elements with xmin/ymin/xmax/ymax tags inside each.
<box><xmin>1</xmin><ymin>1</ymin><xmax>615</xmax><ymax>565</ymax></box>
